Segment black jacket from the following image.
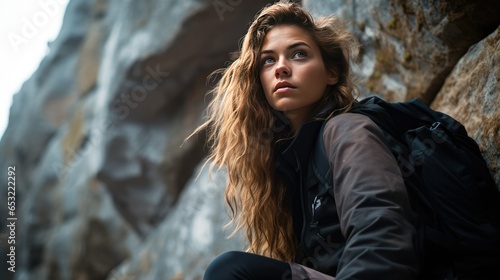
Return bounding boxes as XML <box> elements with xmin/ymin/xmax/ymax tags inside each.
<box><xmin>275</xmin><ymin>113</ymin><xmax>419</xmax><ymax>279</ymax></box>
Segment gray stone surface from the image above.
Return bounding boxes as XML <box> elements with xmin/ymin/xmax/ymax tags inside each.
<box><xmin>108</xmin><ymin>163</ymin><xmax>244</xmax><ymax>280</ymax></box>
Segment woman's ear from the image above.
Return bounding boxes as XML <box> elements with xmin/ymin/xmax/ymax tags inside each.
<box><xmin>327</xmin><ymin>67</ymin><xmax>339</xmax><ymax>85</ymax></box>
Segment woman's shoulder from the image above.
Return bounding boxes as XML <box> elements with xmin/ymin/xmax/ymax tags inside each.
<box><xmin>324</xmin><ymin>112</ymin><xmax>378</xmax><ymax>132</ymax></box>
<box><xmin>322</xmin><ymin>112</ymin><xmax>385</xmax><ymax>147</ymax></box>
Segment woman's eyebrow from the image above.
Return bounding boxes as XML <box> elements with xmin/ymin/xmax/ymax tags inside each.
<box><xmin>261</xmin><ymin>41</ymin><xmax>311</xmax><ymax>54</ymax></box>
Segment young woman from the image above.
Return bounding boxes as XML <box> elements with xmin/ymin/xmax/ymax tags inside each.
<box><xmin>197</xmin><ymin>1</ymin><xmax>419</xmax><ymax>279</ymax></box>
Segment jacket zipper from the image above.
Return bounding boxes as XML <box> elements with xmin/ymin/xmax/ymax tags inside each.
<box><xmin>299</xmin><ymin>161</ymin><xmax>308</xmax><ymax>243</ymax></box>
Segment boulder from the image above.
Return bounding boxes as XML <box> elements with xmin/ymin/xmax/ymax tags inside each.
<box><xmin>432</xmin><ymin>27</ymin><xmax>500</xmax><ymax>188</ymax></box>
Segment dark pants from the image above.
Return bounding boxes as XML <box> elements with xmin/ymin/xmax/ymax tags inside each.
<box><xmin>203</xmin><ymin>251</ymin><xmax>292</xmax><ymax>280</ymax></box>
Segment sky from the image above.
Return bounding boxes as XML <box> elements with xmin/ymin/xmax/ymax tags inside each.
<box><xmin>0</xmin><ymin>0</ymin><xmax>69</xmax><ymax>140</ymax></box>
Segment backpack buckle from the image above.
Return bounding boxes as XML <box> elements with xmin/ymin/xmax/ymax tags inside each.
<box><xmin>430</xmin><ymin>122</ymin><xmax>442</xmax><ymax>130</ymax></box>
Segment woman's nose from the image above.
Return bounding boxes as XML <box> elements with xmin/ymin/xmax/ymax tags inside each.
<box><xmin>275</xmin><ymin>59</ymin><xmax>291</xmax><ymax>78</ymax></box>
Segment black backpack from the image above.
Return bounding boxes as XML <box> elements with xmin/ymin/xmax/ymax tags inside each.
<box><xmin>313</xmin><ymin>96</ymin><xmax>500</xmax><ymax>279</ymax></box>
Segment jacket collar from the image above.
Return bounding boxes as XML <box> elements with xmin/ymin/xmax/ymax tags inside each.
<box><xmin>277</xmin><ymin>119</ymin><xmax>325</xmax><ymax>172</ymax></box>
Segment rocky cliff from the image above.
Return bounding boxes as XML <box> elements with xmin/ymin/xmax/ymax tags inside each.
<box><xmin>0</xmin><ymin>0</ymin><xmax>499</xmax><ymax>279</ymax></box>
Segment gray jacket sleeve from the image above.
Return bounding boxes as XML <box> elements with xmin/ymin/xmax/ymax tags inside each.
<box><xmin>322</xmin><ymin>113</ymin><xmax>419</xmax><ymax>280</ymax></box>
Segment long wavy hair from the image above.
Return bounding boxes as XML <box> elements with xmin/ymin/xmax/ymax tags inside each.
<box><xmin>193</xmin><ymin>1</ymin><xmax>359</xmax><ymax>261</ymax></box>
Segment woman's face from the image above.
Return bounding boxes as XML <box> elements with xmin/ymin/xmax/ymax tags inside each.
<box><xmin>259</xmin><ymin>24</ymin><xmax>338</xmax><ymax>130</ymax></box>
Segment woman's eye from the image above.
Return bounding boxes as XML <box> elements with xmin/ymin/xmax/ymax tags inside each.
<box><xmin>262</xmin><ymin>57</ymin><xmax>275</xmax><ymax>65</ymax></box>
<box><xmin>292</xmin><ymin>51</ymin><xmax>307</xmax><ymax>59</ymax></box>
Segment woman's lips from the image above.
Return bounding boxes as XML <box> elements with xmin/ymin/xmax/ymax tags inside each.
<box><xmin>274</xmin><ymin>81</ymin><xmax>296</xmax><ymax>93</ymax></box>
<box><xmin>275</xmin><ymin>87</ymin><xmax>295</xmax><ymax>93</ymax></box>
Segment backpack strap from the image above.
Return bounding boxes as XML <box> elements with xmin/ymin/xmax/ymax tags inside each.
<box><xmin>311</xmin><ymin>121</ymin><xmax>332</xmax><ymax>189</ymax></box>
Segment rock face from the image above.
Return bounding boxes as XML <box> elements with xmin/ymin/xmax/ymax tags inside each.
<box><xmin>0</xmin><ymin>0</ymin><xmax>498</xmax><ymax>280</ymax></box>
<box><xmin>109</xmin><ymin>164</ymin><xmax>244</xmax><ymax>280</ymax></box>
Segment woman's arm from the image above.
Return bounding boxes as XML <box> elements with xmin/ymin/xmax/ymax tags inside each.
<box><xmin>323</xmin><ymin>113</ymin><xmax>419</xmax><ymax>280</ymax></box>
